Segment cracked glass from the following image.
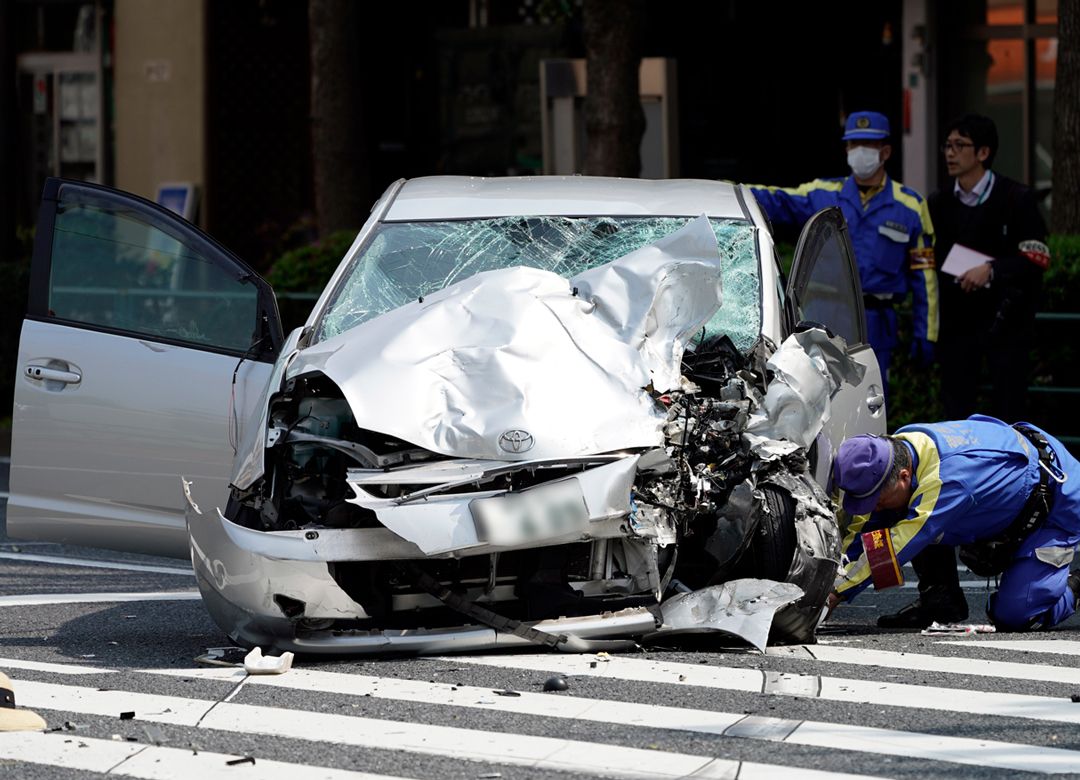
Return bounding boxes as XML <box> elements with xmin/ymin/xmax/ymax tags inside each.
<box><xmin>315</xmin><ymin>217</ymin><xmax>761</xmax><ymax>351</ymax></box>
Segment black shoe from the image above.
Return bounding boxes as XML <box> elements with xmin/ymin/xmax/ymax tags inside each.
<box><xmin>877</xmin><ymin>595</ymin><xmax>968</xmax><ymax>629</ymax></box>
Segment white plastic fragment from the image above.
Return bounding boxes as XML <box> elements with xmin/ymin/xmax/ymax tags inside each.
<box><xmin>242</xmin><ymin>647</ymin><xmax>295</xmax><ymax>675</ymax></box>
<box><xmin>920</xmin><ymin>622</ymin><xmax>997</xmax><ymax>635</ymax></box>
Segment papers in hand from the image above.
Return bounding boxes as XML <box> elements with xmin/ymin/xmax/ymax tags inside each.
<box><xmin>941</xmin><ymin>243</ymin><xmax>993</xmax><ymax>283</ymax></box>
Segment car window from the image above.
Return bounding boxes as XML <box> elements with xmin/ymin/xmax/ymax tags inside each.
<box><xmin>316</xmin><ymin>216</ymin><xmax>761</xmax><ymax>352</ymax></box>
<box><xmin>790</xmin><ymin>213</ymin><xmax>864</xmax><ymax>345</ymax></box>
<box><xmin>48</xmin><ymin>192</ymin><xmax>260</xmax><ymax>352</ymax></box>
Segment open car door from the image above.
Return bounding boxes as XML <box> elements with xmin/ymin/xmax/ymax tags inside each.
<box><xmin>786</xmin><ymin>207</ymin><xmax>886</xmax><ymax>481</ymax></box>
<box><xmin>8</xmin><ymin>179</ymin><xmax>282</xmax><ymax>558</ymax></box>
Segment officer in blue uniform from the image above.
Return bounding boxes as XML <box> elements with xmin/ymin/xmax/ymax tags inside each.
<box><xmin>750</xmin><ymin>111</ymin><xmax>938</xmax><ymax>391</ymax></box>
<box><xmin>829</xmin><ymin>417</ymin><xmax>1080</xmax><ymax>630</ymax></box>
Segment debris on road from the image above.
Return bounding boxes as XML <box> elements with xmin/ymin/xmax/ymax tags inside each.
<box><xmin>920</xmin><ymin>622</ymin><xmax>996</xmax><ymax>635</ymax></box>
<box><xmin>243</xmin><ymin>647</ymin><xmax>294</xmax><ymax>675</ymax></box>
<box><xmin>119</xmin><ymin>711</ymin><xmax>135</xmax><ymax>720</ymax></box>
<box><xmin>542</xmin><ymin>676</ymin><xmax>569</xmax><ymax>692</ymax></box>
<box><xmin>226</xmin><ymin>756</ymin><xmax>256</xmax><ymax>766</ymax></box>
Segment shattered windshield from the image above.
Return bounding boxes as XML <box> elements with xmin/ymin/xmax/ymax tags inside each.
<box><xmin>315</xmin><ymin>216</ymin><xmax>761</xmax><ymax>351</ymax></box>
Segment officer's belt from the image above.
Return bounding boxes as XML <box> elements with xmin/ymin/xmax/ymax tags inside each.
<box><xmin>958</xmin><ymin>424</ymin><xmax>1059</xmax><ymax>578</ymax></box>
<box><xmin>1005</xmin><ymin>424</ymin><xmax>1057</xmax><ymax>541</ymax></box>
<box><xmin>863</xmin><ymin>294</ymin><xmax>897</xmax><ymax>309</ymax></box>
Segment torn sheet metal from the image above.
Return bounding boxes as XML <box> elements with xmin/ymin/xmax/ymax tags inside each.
<box><xmin>654</xmin><ymin>579</ymin><xmax>804</xmax><ymax>653</ymax></box>
<box><xmin>746</xmin><ymin>328</ymin><xmax>866</xmax><ymax>449</ymax></box>
<box><xmin>572</xmin><ymin>215</ymin><xmax>725</xmax><ymax>393</ymax></box>
<box><xmin>761</xmin><ymin>470</ymin><xmax>842</xmax><ymax>644</ymax></box>
<box><xmin>283</xmin><ymin>217</ymin><xmax>724</xmax><ymax>462</ymax></box>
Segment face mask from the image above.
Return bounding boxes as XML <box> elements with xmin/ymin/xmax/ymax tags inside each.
<box><xmin>847</xmin><ymin>146</ymin><xmax>882</xmax><ymax>179</ymax></box>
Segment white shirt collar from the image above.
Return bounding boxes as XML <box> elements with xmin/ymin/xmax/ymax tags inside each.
<box><xmin>954</xmin><ymin>169</ymin><xmax>995</xmax><ymax>207</ymax></box>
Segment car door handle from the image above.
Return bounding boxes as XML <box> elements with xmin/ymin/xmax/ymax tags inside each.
<box><xmin>866</xmin><ymin>392</ymin><xmax>885</xmax><ymax>413</ymax></box>
<box><xmin>25</xmin><ymin>364</ymin><xmax>82</xmax><ymax>384</ymax></box>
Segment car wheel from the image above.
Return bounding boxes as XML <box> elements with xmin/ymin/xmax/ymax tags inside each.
<box><xmin>747</xmin><ymin>484</ymin><xmax>796</xmax><ymax>581</ymax></box>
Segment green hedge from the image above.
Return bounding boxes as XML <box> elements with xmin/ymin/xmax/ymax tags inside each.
<box><xmin>265</xmin><ymin>229</ymin><xmax>356</xmax><ymax>334</ymax></box>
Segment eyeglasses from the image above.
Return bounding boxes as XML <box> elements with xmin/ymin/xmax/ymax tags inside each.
<box><xmin>941</xmin><ymin>141</ymin><xmax>975</xmax><ymax>153</ymax></box>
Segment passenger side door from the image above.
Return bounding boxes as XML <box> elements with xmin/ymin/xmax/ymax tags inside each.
<box><xmin>8</xmin><ymin>179</ymin><xmax>282</xmax><ymax>558</ymax></box>
<box><xmin>786</xmin><ymin>207</ymin><xmax>886</xmax><ymax>484</ymax></box>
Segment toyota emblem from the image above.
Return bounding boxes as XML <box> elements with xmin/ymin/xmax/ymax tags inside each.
<box><xmin>498</xmin><ymin>429</ymin><xmax>535</xmax><ymax>453</ymax></box>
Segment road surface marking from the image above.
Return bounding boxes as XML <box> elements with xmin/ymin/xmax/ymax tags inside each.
<box><xmin>769</xmin><ymin>643</ymin><xmax>1080</xmax><ymax>685</ymax></box>
<box><xmin>0</xmin><ymin>591</ymin><xmax>200</xmax><ymax>607</ymax></box>
<box><xmin>0</xmin><ymin>731</ymin><xmax>410</xmax><ymax>780</ymax></box>
<box><xmin>0</xmin><ymin>657</ymin><xmax>115</xmax><ymax>675</ymax></box>
<box><xmin>0</xmin><ymin>551</ymin><xmax>193</xmax><ymax>576</ymax></box>
<box><xmin>448</xmin><ymin>652</ymin><xmax>1080</xmax><ymax>725</ymax></box>
<box><xmin>11</xmin><ymin>677</ymin><xmax>882</xmax><ymax>780</ymax></box>
<box><xmin>938</xmin><ymin>639</ymin><xmax>1080</xmax><ymax>656</ymax></box>
<box><xmin>143</xmin><ymin>664</ymin><xmax>1080</xmax><ymax>775</ymax></box>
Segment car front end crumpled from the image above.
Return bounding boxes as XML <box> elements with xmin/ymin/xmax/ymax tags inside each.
<box><xmin>183</xmin><ymin>215</ymin><xmax>865</xmax><ymax>655</ymax></box>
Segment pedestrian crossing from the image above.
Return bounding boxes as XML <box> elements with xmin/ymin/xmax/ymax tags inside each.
<box><xmin>1</xmin><ymin>638</ymin><xmax>1079</xmax><ymax>779</ymax></box>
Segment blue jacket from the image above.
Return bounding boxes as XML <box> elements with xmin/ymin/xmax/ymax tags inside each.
<box><xmin>751</xmin><ymin>176</ymin><xmax>938</xmax><ymax>343</ymax></box>
<box><xmin>834</xmin><ymin>416</ymin><xmax>1064</xmax><ymax>600</ymax></box>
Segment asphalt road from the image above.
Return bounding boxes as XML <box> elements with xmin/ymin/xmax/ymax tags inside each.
<box><xmin>1</xmin><ymin>457</ymin><xmax>1079</xmax><ymax>780</ymax></box>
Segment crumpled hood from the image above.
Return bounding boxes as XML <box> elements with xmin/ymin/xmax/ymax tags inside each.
<box><xmin>286</xmin><ymin>216</ymin><xmax>725</xmax><ymax>461</ymax></box>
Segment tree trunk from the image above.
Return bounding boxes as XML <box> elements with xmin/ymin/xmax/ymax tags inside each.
<box><xmin>1053</xmin><ymin>1</ymin><xmax>1080</xmax><ymax>233</ymax></box>
<box><xmin>583</xmin><ymin>0</ymin><xmax>646</xmax><ymax>177</ymax></box>
<box><xmin>308</xmin><ymin>0</ymin><xmax>368</xmax><ymax>237</ymax></box>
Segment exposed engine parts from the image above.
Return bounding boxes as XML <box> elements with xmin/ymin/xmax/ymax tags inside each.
<box><xmin>221</xmin><ymin>326</ymin><xmax>845</xmax><ymax>647</ymax></box>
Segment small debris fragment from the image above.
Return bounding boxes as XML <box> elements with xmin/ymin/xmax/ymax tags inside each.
<box><xmin>542</xmin><ymin>676</ymin><xmax>569</xmax><ymax>692</ymax></box>
<box><xmin>678</xmin><ymin>674</ymin><xmax>686</xmax><ymax>682</ymax></box>
<box><xmin>477</xmin><ymin>774</ymin><xmax>502</xmax><ymax>779</ymax></box>
<box><xmin>63</xmin><ymin>721</ymin><xmax>80</xmax><ymax>731</ymax></box>
<box><xmin>589</xmin><ymin>661</ymin><xmax>597</xmax><ymax>668</ymax></box>
<box><xmin>143</xmin><ymin>725</ymin><xmax>165</xmax><ymax>746</ymax></box>
<box><xmin>243</xmin><ymin>647</ymin><xmax>294</xmax><ymax>675</ymax></box>
<box><xmin>920</xmin><ymin>622</ymin><xmax>996</xmax><ymax>635</ymax></box>
<box><xmin>123</xmin><ymin>615</ymin><xmax>137</xmax><ymax>620</ymax></box>
<box><xmin>492</xmin><ymin>689</ymin><xmax>520</xmax><ymax>697</ymax></box>
<box><xmin>1070</xmin><ymin>694</ymin><xmax>1080</xmax><ymax>703</ymax></box>
<box><xmin>226</xmin><ymin>756</ymin><xmax>256</xmax><ymax>766</ymax></box>
<box><xmin>119</xmin><ymin>712</ymin><xmax>135</xmax><ymax>721</ymax></box>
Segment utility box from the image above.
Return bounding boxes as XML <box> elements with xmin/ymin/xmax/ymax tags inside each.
<box><xmin>540</xmin><ymin>57</ymin><xmax>679</xmax><ymax>178</ymax></box>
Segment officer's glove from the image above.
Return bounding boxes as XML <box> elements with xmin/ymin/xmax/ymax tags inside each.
<box><xmin>910</xmin><ymin>337</ymin><xmax>936</xmax><ymax>368</ymax></box>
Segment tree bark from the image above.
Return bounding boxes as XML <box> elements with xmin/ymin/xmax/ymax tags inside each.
<box><xmin>583</xmin><ymin>0</ymin><xmax>646</xmax><ymax>177</ymax></box>
<box><xmin>1053</xmin><ymin>1</ymin><xmax>1080</xmax><ymax>233</ymax></box>
<box><xmin>308</xmin><ymin>0</ymin><xmax>368</xmax><ymax>237</ymax></box>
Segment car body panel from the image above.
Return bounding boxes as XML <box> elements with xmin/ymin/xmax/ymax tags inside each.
<box><xmin>383</xmin><ymin>175</ymin><xmax>749</xmax><ymax>222</ymax></box>
<box><xmin>9</xmin><ymin>321</ymin><xmax>271</xmax><ymax>558</ymax></box>
<box><xmin>8</xmin><ymin>178</ymin><xmax>280</xmax><ymax>558</ymax></box>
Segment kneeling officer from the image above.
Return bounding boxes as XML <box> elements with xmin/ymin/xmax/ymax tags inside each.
<box><xmin>829</xmin><ymin>416</ymin><xmax>1080</xmax><ymax>630</ymax></box>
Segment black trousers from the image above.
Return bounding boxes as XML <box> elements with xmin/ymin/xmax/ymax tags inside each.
<box><xmin>939</xmin><ymin>281</ymin><xmax>1034</xmax><ymax>422</ymax></box>
<box><xmin>910</xmin><ymin>544</ymin><xmax>965</xmax><ymax>607</ymax></box>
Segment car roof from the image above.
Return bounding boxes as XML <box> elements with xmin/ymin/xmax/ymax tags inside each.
<box><xmin>383</xmin><ymin>175</ymin><xmax>751</xmax><ymax>222</ymax></box>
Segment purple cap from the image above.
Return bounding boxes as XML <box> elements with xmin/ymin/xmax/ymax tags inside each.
<box><xmin>833</xmin><ymin>435</ymin><xmax>894</xmax><ymax>515</ymax></box>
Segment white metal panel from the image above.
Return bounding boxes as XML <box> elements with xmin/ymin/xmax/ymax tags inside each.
<box><xmin>8</xmin><ymin>320</ymin><xmax>271</xmax><ymax>558</ymax></box>
<box><xmin>384</xmin><ymin>175</ymin><xmax>748</xmax><ymax>222</ymax></box>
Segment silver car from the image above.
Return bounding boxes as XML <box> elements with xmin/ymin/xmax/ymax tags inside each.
<box><xmin>9</xmin><ymin>176</ymin><xmax>885</xmax><ymax>654</ymax></box>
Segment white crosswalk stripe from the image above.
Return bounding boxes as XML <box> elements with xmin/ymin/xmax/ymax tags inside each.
<box><xmin>447</xmin><ymin>651</ymin><xmax>1080</xmax><ymax>724</ymax></box>
<box><xmin>2</xmin><ymin>637</ymin><xmax>1080</xmax><ymax>778</ymax></box>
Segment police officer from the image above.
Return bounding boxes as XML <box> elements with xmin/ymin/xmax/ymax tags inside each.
<box><xmin>829</xmin><ymin>417</ymin><xmax>1080</xmax><ymax>630</ymax></box>
<box><xmin>751</xmin><ymin>111</ymin><xmax>938</xmax><ymax>391</ymax></box>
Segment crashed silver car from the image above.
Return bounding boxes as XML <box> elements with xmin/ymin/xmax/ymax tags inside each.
<box><xmin>10</xmin><ymin>176</ymin><xmax>885</xmax><ymax>653</ymax></box>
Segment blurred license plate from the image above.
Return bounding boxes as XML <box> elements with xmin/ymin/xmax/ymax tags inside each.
<box><xmin>471</xmin><ymin>480</ymin><xmax>589</xmax><ymax>547</ymax></box>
